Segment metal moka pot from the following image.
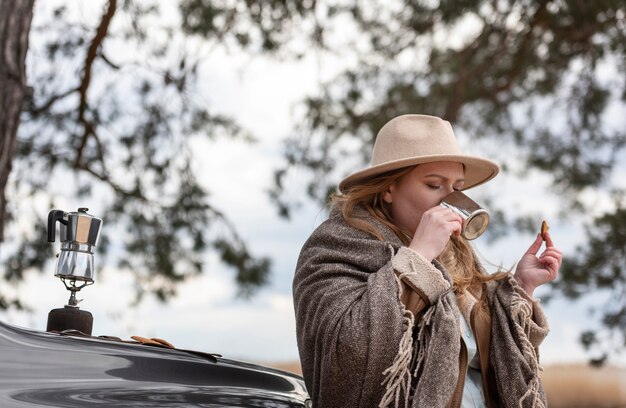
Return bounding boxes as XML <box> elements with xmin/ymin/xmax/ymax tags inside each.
<box><xmin>440</xmin><ymin>191</ymin><xmax>489</xmax><ymax>240</ymax></box>
<box><xmin>46</xmin><ymin>208</ymin><xmax>102</xmax><ymax>335</ymax></box>
<box><xmin>48</xmin><ymin>208</ymin><xmax>102</xmax><ymax>284</ymax></box>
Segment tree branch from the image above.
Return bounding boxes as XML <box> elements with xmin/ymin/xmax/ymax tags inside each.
<box><xmin>97</xmin><ymin>50</ymin><xmax>121</xmax><ymax>70</ymax></box>
<box><xmin>74</xmin><ymin>0</ymin><xmax>116</xmax><ymax>168</ymax></box>
<box><xmin>28</xmin><ymin>86</ymin><xmax>79</xmax><ymax>116</ymax></box>
<box><xmin>76</xmin><ymin>161</ymin><xmax>145</xmax><ymax>201</ymax></box>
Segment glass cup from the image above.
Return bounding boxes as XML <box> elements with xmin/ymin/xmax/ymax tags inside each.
<box><xmin>440</xmin><ymin>191</ymin><xmax>489</xmax><ymax>240</ymax></box>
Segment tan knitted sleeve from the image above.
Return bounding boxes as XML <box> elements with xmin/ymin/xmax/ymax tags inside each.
<box><xmin>391</xmin><ymin>247</ymin><xmax>451</xmax><ymax>315</ymax></box>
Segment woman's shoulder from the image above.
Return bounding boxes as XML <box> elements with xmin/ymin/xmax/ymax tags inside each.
<box><xmin>296</xmin><ymin>208</ymin><xmax>400</xmax><ymax>275</ymax></box>
<box><xmin>305</xmin><ymin>209</ymin><xmax>374</xmax><ymax>246</ymax></box>
<box><xmin>300</xmin><ymin>207</ymin><xmax>402</xmax><ymax>255</ymax></box>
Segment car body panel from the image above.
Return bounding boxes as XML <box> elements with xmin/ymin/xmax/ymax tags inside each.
<box><xmin>0</xmin><ymin>320</ymin><xmax>309</xmax><ymax>407</ymax></box>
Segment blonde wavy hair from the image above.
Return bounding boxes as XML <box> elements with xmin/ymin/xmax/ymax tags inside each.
<box><xmin>331</xmin><ymin>166</ymin><xmax>507</xmax><ymax>298</ymax></box>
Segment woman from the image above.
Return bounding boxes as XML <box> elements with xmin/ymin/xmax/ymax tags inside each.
<box><xmin>293</xmin><ymin>114</ymin><xmax>562</xmax><ymax>408</ymax></box>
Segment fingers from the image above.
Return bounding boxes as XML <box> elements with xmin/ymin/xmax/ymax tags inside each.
<box><xmin>539</xmin><ymin>254</ymin><xmax>560</xmax><ymax>280</ymax></box>
<box><xmin>527</xmin><ymin>231</ymin><xmax>563</xmax><ymax>256</ymax></box>
<box><xmin>541</xmin><ymin>232</ymin><xmax>563</xmax><ymax>270</ymax></box>
<box><xmin>432</xmin><ymin>205</ymin><xmax>463</xmax><ymax>221</ymax></box>
<box><xmin>411</xmin><ymin>206</ymin><xmax>463</xmax><ymax>260</ymax></box>
<box><xmin>524</xmin><ymin>233</ymin><xmax>544</xmax><ymax>256</ymax></box>
<box><xmin>539</xmin><ymin>248</ymin><xmax>562</xmax><ymax>278</ymax></box>
<box><xmin>425</xmin><ymin>206</ymin><xmax>463</xmax><ymax>234</ymax></box>
<box><xmin>544</xmin><ymin>230</ymin><xmax>563</xmax><ymax>251</ymax></box>
<box><xmin>515</xmin><ymin>230</ymin><xmax>563</xmax><ymax>291</ymax></box>
<box><xmin>540</xmin><ymin>250</ymin><xmax>562</xmax><ymax>263</ymax></box>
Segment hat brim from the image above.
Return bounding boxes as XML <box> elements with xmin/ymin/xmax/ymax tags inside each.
<box><xmin>338</xmin><ymin>154</ymin><xmax>499</xmax><ymax>192</ymax></box>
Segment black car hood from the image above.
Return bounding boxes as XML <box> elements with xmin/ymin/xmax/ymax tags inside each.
<box><xmin>0</xmin><ymin>320</ymin><xmax>309</xmax><ymax>407</ymax></box>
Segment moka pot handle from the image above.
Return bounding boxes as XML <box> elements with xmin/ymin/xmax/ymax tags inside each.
<box><xmin>47</xmin><ymin>210</ymin><xmax>67</xmax><ymax>242</ymax></box>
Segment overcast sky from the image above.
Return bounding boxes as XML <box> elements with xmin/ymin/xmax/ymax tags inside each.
<box><xmin>2</xmin><ymin>0</ymin><xmax>624</xmax><ymax>368</ymax></box>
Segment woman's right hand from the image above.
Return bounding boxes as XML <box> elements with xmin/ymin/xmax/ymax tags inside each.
<box><xmin>409</xmin><ymin>206</ymin><xmax>463</xmax><ymax>261</ymax></box>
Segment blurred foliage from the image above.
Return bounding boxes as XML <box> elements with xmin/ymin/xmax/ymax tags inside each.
<box><xmin>0</xmin><ymin>0</ymin><xmax>302</xmax><ymax>308</ymax></box>
<box><xmin>179</xmin><ymin>0</ymin><xmax>318</xmax><ymax>53</ymax></box>
<box><xmin>272</xmin><ymin>0</ymin><xmax>626</xmax><ymax>212</ymax></box>
<box><xmin>559</xmin><ymin>204</ymin><xmax>626</xmax><ymax>364</ymax></box>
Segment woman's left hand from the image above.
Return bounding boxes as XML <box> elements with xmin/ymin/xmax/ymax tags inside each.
<box><xmin>514</xmin><ymin>232</ymin><xmax>562</xmax><ymax>297</ymax></box>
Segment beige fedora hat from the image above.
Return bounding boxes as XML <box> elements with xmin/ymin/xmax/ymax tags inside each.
<box><xmin>338</xmin><ymin>114</ymin><xmax>499</xmax><ymax>192</ymax></box>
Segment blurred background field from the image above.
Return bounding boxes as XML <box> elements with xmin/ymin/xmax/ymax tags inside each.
<box><xmin>266</xmin><ymin>361</ymin><xmax>626</xmax><ymax>408</ymax></box>
<box><xmin>541</xmin><ymin>364</ymin><xmax>626</xmax><ymax>408</ymax></box>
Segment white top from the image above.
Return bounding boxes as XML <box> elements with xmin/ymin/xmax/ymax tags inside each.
<box><xmin>460</xmin><ymin>312</ymin><xmax>486</xmax><ymax>408</ymax></box>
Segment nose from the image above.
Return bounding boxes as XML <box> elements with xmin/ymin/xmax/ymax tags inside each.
<box><xmin>442</xmin><ymin>184</ymin><xmax>456</xmax><ymax>196</ymax></box>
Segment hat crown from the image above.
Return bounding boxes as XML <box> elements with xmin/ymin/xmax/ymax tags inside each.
<box><xmin>372</xmin><ymin>114</ymin><xmax>462</xmax><ymax>166</ymax></box>
<box><xmin>338</xmin><ymin>113</ymin><xmax>499</xmax><ymax>192</ymax></box>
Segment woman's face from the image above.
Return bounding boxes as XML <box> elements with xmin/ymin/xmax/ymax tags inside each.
<box><xmin>383</xmin><ymin>161</ymin><xmax>465</xmax><ymax>234</ymax></box>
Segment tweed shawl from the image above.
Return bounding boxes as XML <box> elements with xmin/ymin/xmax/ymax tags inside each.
<box><xmin>293</xmin><ymin>208</ymin><xmax>549</xmax><ymax>408</ymax></box>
